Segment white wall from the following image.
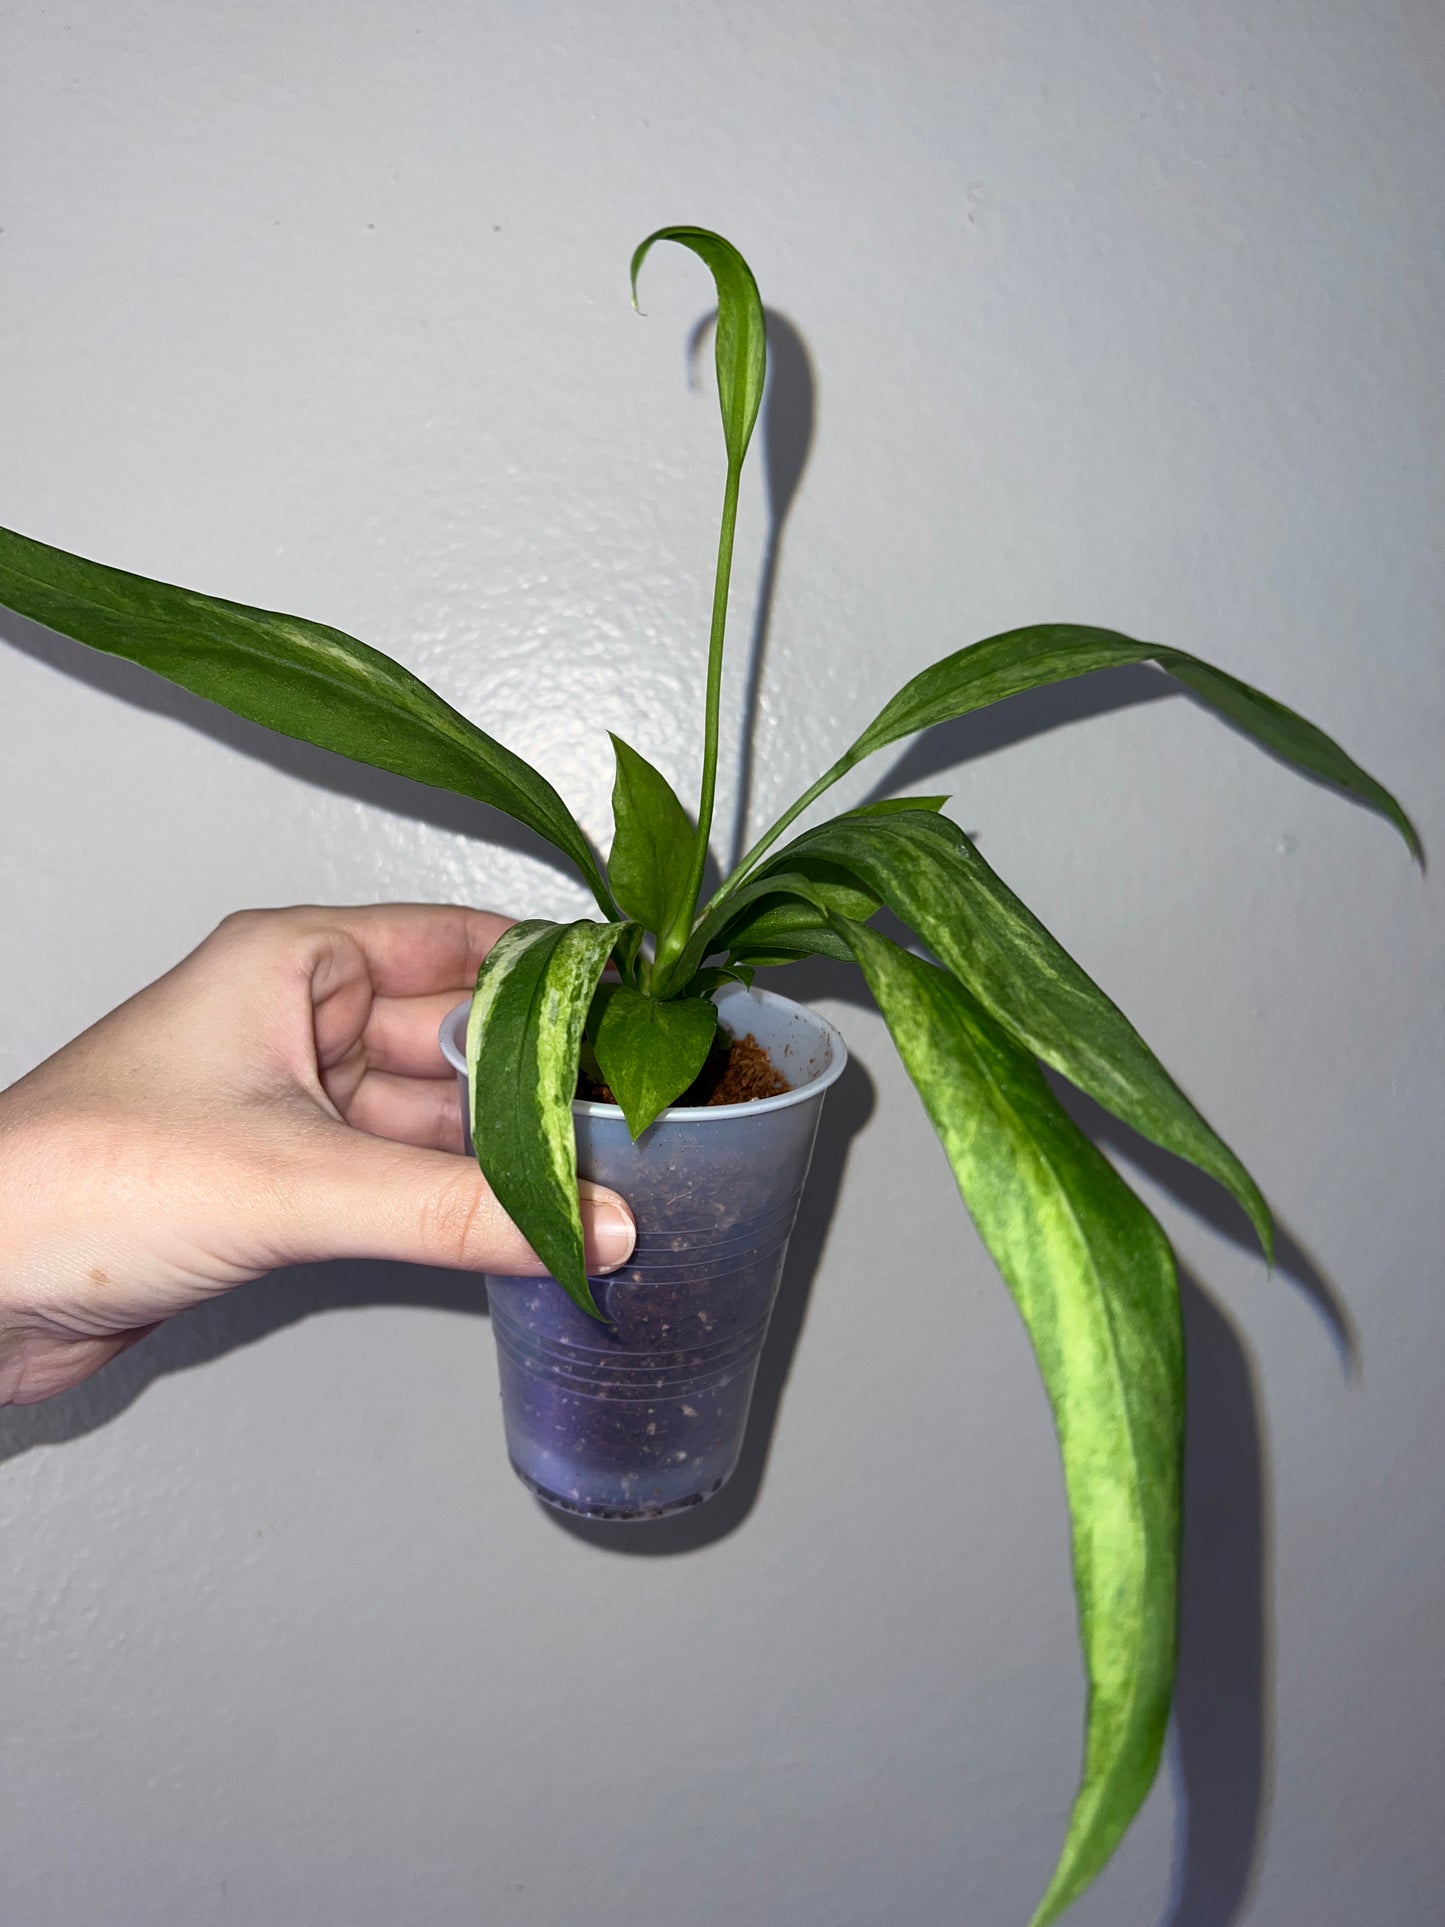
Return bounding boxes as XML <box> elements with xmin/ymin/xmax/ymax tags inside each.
<box><xmin>2</xmin><ymin>4</ymin><xmax>1441</xmax><ymax>1923</ymax></box>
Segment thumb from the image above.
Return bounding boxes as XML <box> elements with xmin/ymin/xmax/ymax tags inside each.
<box><xmin>277</xmin><ymin>1126</ymin><xmax>636</xmax><ymax>1276</ymax></box>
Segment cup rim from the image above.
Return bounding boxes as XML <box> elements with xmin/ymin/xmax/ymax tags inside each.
<box><xmin>439</xmin><ymin>981</ymin><xmax>848</xmax><ymax>1123</ymax></box>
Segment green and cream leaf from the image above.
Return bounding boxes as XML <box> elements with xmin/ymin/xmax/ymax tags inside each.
<box><xmin>767</xmin><ymin>808</ymin><xmax>1274</xmax><ymax>1257</ymax></box>
<box><xmin>468</xmin><ymin>918</ymin><xmax>629</xmax><ymax>1315</ymax></box>
<box><xmin>837</xmin><ymin>922</ymin><xmax>1183</xmax><ymax>1927</ymax></box>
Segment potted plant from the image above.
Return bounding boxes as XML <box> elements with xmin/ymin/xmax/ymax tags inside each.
<box><xmin>0</xmin><ymin>227</ymin><xmax>1416</xmax><ymax>1925</ymax></box>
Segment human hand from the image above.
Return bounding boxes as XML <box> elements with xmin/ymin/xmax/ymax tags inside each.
<box><xmin>0</xmin><ymin>904</ymin><xmax>637</xmax><ymax>1405</ymax></box>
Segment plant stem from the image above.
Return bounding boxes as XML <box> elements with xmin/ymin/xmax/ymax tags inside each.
<box><xmin>653</xmin><ymin>459</ymin><xmax>742</xmax><ymax>987</ymax></box>
<box><xmin>694</xmin><ymin>748</ymin><xmax>856</xmax><ymax>926</ymax></box>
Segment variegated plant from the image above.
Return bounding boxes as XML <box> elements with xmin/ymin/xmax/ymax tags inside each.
<box><xmin>0</xmin><ymin>227</ymin><xmax>1417</xmax><ymax>1925</ymax></box>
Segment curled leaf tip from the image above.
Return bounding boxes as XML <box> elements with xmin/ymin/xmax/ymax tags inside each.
<box><xmin>628</xmin><ymin>226</ymin><xmax>767</xmax><ymax>468</ymax></box>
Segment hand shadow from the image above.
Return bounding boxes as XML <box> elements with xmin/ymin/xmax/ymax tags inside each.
<box><xmin>0</xmin><ymin>1259</ymin><xmax>492</xmax><ymax>1470</ymax></box>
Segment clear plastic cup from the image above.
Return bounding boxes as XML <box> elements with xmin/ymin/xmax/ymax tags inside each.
<box><xmin>439</xmin><ymin>983</ymin><xmax>847</xmax><ymax>1520</ymax></box>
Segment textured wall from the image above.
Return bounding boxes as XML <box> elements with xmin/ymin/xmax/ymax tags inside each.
<box><xmin>2</xmin><ymin>5</ymin><xmax>1441</xmax><ymax>1924</ymax></box>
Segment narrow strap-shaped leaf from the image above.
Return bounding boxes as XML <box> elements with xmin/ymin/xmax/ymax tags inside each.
<box><xmin>606</xmin><ymin>732</ymin><xmax>696</xmax><ymax>941</ymax></box>
<box><xmin>589</xmin><ymin>984</ymin><xmax>719</xmax><ymax>1139</ymax></box>
<box><xmin>844</xmin><ymin>624</ymin><xmax>1419</xmax><ymax>858</ymax></box>
<box><xmin>0</xmin><ymin>523</ymin><xmax>613</xmax><ymax>906</ymax></box>
<box><xmin>838</xmin><ymin>922</ymin><xmax>1183</xmax><ymax>1927</ymax></box>
<box><xmin>769</xmin><ymin>808</ymin><xmax>1274</xmax><ymax>1257</ymax></box>
<box><xmin>467</xmin><ymin>918</ymin><xmax>628</xmax><ymax>1315</ymax></box>
<box><xmin>630</xmin><ymin>227</ymin><xmax>767</xmax><ymax>471</ymax></box>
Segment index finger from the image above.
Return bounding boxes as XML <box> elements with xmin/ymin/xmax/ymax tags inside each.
<box><xmin>328</xmin><ymin>904</ymin><xmax>516</xmax><ymax>998</ymax></box>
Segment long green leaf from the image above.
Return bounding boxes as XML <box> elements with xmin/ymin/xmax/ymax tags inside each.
<box><xmin>852</xmin><ymin>624</ymin><xmax>1419</xmax><ymax>857</ymax></box>
<box><xmin>590</xmin><ymin>984</ymin><xmax>719</xmax><ymax>1139</ymax></box>
<box><xmin>769</xmin><ymin>808</ymin><xmax>1274</xmax><ymax>1258</ymax></box>
<box><xmin>0</xmin><ymin>524</ymin><xmax>613</xmax><ymax>906</ymax></box>
<box><xmin>467</xmin><ymin>918</ymin><xmax>628</xmax><ymax>1316</ymax></box>
<box><xmin>734</xmin><ymin>623</ymin><xmax>1418</xmax><ymax>883</ymax></box>
<box><xmin>606</xmin><ymin>732</ymin><xmax>695</xmax><ymax>941</ymax></box>
<box><xmin>630</xmin><ymin>227</ymin><xmax>767</xmax><ymax>472</ymax></box>
<box><xmin>839</xmin><ymin>922</ymin><xmax>1183</xmax><ymax>1927</ymax></box>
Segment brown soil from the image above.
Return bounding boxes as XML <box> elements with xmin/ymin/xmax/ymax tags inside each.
<box><xmin>577</xmin><ymin>1032</ymin><xmax>791</xmax><ymax>1109</ymax></box>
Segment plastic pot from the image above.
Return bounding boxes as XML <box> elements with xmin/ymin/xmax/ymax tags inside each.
<box><xmin>439</xmin><ymin>983</ymin><xmax>847</xmax><ymax>1521</ymax></box>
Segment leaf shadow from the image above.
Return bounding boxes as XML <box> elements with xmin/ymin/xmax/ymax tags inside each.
<box><xmin>0</xmin><ymin>608</ymin><xmax>590</xmax><ymax>886</ymax></box>
<box><xmin>1162</xmin><ymin>1267</ymin><xmax>1272</xmax><ymax>1927</ymax></box>
<box><xmin>1050</xmin><ymin>1079</ymin><xmax>1358</xmax><ymax>1380</ymax></box>
<box><xmin>858</xmin><ymin>661</ymin><xmax>1175</xmax><ymax>805</ymax></box>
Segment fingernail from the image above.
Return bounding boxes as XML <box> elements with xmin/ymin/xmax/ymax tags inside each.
<box><xmin>585</xmin><ymin>1197</ymin><xmax>636</xmax><ymax>1272</ymax></box>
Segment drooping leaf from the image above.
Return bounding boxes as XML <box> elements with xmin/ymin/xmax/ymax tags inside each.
<box><xmin>606</xmin><ymin>732</ymin><xmax>696</xmax><ymax>941</ymax></box>
<box><xmin>589</xmin><ymin>984</ymin><xmax>719</xmax><ymax>1139</ymax></box>
<box><xmin>0</xmin><ymin>524</ymin><xmax>613</xmax><ymax>905</ymax></box>
<box><xmin>467</xmin><ymin>918</ymin><xmax>628</xmax><ymax>1315</ymax></box>
<box><xmin>631</xmin><ymin>227</ymin><xmax>767</xmax><ymax>473</ymax></box>
<box><xmin>842</xmin><ymin>624</ymin><xmax>1419</xmax><ymax>858</ymax></box>
<box><xmin>838</xmin><ymin>922</ymin><xmax>1183</xmax><ymax>1927</ymax></box>
<box><xmin>769</xmin><ymin>808</ymin><xmax>1274</xmax><ymax>1258</ymax></box>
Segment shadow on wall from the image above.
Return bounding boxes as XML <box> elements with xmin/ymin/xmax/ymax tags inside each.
<box><xmin>1165</xmin><ymin>1271</ymin><xmax>1271</xmax><ymax>1927</ymax></box>
<box><xmin>0</xmin><ymin>1258</ymin><xmax>495</xmax><ymax>1470</ymax></box>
